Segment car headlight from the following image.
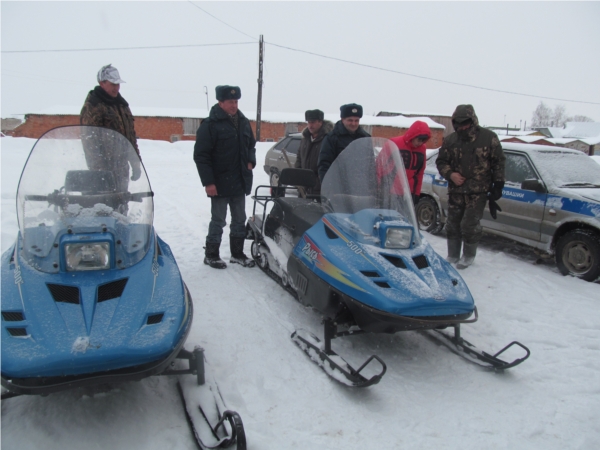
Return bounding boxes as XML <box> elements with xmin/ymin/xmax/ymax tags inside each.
<box><xmin>382</xmin><ymin>226</ymin><xmax>413</xmax><ymax>249</ymax></box>
<box><xmin>65</xmin><ymin>242</ymin><xmax>110</xmax><ymax>271</ymax></box>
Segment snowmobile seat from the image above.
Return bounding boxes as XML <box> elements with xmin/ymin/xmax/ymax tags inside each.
<box><xmin>268</xmin><ymin>198</ymin><xmax>325</xmax><ymax>240</ymax></box>
<box><xmin>278</xmin><ymin>168</ymin><xmax>317</xmax><ymax>189</ymax></box>
<box><xmin>272</xmin><ymin>168</ymin><xmax>317</xmax><ymax>199</ymax></box>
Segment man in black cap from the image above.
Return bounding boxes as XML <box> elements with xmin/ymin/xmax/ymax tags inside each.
<box><xmin>318</xmin><ymin>103</ymin><xmax>371</xmax><ymax>182</ymax></box>
<box><xmin>194</xmin><ymin>85</ymin><xmax>257</xmax><ymax>269</ymax></box>
<box><xmin>436</xmin><ymin>104</ymin><xmax>505</xmax><ymax>269</ymax></box>
<box><xmin>294</xmin><ymin>109</ymin><xmax>333</xmax><ymax>196</ymax></box>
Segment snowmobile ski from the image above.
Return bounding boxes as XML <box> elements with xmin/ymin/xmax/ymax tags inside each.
<box><xmin>291</xmin><ymin>324</ymin><xmax>386</xmax><ymax>388</ymax></box>
<box><xmin>175</xmin><ymin>347</ymin><xmax>246</xmax><ymax>450</ymax></box>
<box><xmin>425</xmin><ymin>325</ymin><xmax>530</xmax><ymax>370</ymax></box>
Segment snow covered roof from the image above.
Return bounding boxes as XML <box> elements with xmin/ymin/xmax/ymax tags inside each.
<box><xmin>546</xmin><ymin>137</ymin><xmax>584</xmax><ymax>145</ymax></box>
<box><xmin>562</xmin><ymin>122</ymin><xmax>600</xmax><ymax>138</ymax></box>
<box><xmin>376</xmin><ymin>110</ymin><xmax>451</xmax><ymax>118</ymax></box>
<box><xmin>498</xmin><ymin>135</ymin><xmax>554</xmax><ymax>144</ymax></box>
<box><xmin>537</xmin><ymin>122</ymin><xmax>600</xmax><ymax>140</ymax></box>
<box><xmin>493</xmin><ymin>129</ymin><xmax>541</xmax><ymax>137</ymax></box>
<box><xmin>33</xmin><ymin>105</ymin><xmax>445</xmax><ymax>129</ymax></box>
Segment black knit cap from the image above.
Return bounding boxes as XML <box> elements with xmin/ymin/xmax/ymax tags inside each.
<box><xmin>340</xmin><ymin>103</ymin><xmax>363</xmax><ymax>119</ymax></box>
<box><xmin>216</xmin><ymin>85</ymin><xmax>241</xmax><ymax>101</ymax></box>
<box><xmin>305</xmin><ymin>109</ymin><xmax>324</xmax><ymax>121</ymax></box>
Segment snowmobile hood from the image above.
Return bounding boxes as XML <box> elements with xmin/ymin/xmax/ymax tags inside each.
<box><xmin>298</xmin><ymin>137</ymin><xmax>475</xmax><ymax>317</ymax></box>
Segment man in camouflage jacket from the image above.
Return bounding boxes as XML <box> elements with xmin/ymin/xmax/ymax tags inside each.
<box><xmin>436</xmin><ymin>104</ymin><xmax>505</xmax><ymax>268</ymax></box>
<box><xmin>295</xmin><ymin>109</ymin><xmax>334</xmax><ymax>196</ymax></box>
<box><xmin>80</xmin><ymin>64</ymin><xmax>141</xmax><ymax>192</ymax></box>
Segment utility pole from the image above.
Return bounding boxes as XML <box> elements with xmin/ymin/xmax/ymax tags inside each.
<box><xmin>256</xmin><ymin>35</ymin><xmax>264</xmax><ymax>142</ymax></box>
<box><xmin>203</xmin><ymin>86</ymin><xmax>209</xmax><ymax>111</ymax></box>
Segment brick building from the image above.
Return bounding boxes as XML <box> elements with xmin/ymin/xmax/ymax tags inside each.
<box><xmin>9</xmin><ymin>106</ymin><xmax>445</xmax><ymax>149</ymax></box>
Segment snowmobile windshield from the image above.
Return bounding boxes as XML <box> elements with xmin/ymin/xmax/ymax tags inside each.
<box><xmin>321</xmin><ymin>137</ymin><xmax>421</xmax><ymax>247</ymax></box>
<box><xmin>16</xmin><ymin>126</ymin><xmax>153</xmax><ymax>273</ymax></box>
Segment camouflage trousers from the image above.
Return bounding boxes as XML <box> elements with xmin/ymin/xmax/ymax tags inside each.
<box><xmin>445</xmin><ymin>193</ymin><xmax>488</xmax><ymax>244</ymax></box>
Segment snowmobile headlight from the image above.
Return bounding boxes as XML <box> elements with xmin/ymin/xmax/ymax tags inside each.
<box><xmin>65</xmin><ymin>242</ymin><xmax>110</xmax><ymax>271</ymax></box>
<box><xmin>382</xmin><ymin>226</ymin><xmax>413</xmax><ymax>249</ymax></box>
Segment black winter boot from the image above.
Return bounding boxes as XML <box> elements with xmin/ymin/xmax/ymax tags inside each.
<box><xmin>204</xmin><ymin>242</ymin><xmax>227</xmax><ymax>269</ymax></box>
<box><xmin>456</xmin><ymin>242</ymin><xmax>477</xmax><ymax>269</ymax></box>
<box><xmin>230</xmin><ymin>237</ymin><xmax>255</xmax><ymax>268</ymax></box>
<box><xmin>446</xmin><ymin>239</ymin><xmax>462</xmax><ymax>264</ymax></box>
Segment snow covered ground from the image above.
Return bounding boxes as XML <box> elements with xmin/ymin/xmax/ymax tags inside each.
<box><xmin>2</xmin><ymin>136</ymin><xmax>599</xmax><ymax>450</ymax></box>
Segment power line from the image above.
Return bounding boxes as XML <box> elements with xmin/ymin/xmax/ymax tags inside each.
<box><xmin>184</xmin><ymin>3</ymin><xmax>599</xmax><ymax>107</ymax></box>
<box><xmin>1</xmin><ymin>42</ymin><xmax>255</xmax><ymax>54</ymax></box>
<box><xmin>3</xmin><ymin>2</ymin><xmax>597</xmax><ymax>107</ymax></box>
<box><xmin>266</xmin><ymin>42</ymin><xmax>600</xmax><ymax>106</ymax></box>
<box><xmin>187</xmin><ymin>1</ymin><xmax>258</xmax><ymax>41</ymax></box>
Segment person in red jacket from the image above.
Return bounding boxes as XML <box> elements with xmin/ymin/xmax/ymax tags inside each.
<box><xmin>377</xmin><ymin>120</ymin><xmax>432</xmax><ymax>205</ymax></box>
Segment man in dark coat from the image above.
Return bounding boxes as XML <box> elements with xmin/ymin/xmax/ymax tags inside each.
<box><xmin>80</xmin><ymin>64</ymin><xmax>141</xmax><ymax>193</ymax></box>
<box><xmin>436</xmin><ymin>104</ymin><xmax>505</xmax><ymax>269</ymax></box>
<box><xmin>318</xmin><ymin>103</ymin><xmax>371</xmax><ymax>183</ymax></box>
<box><xmin>294</xmin><ymin>109</ymin><xmax>333</xmax><ymax>196</ymax></box>
<box><xmin>194</xmin><ymin>85</ymin><xmax>257</xmax><ymax>269</ymax></box>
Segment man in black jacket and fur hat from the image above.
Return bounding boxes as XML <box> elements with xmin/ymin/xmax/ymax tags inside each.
<box><xmin>194</xmin><ymin>85</ymin><xmax>257</xmax><ymax>269</ymax></box>
<box><xmin>318</xmin><ymin>103</ymin><xmax>371</xmax><ymax>183</ymax></box>
<box><xmin>294</xmin><ymin>109</ymin><xmax>333</xmax><ymax>196</ymax></box>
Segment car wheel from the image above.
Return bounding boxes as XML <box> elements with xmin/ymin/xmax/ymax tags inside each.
<box><xmin>555</xmin><ymin>230</ymin><xmax>600</xmax><ymax>282</ymax></box>
<box><xmin>415</xmin><ymin>197</ymin><xmax>444</xmax><ymax>234</ymax></box>
<box><xmin>270</xmin><ymin>171</ymin><xmax>280</xmax><ymax>187</ymax></box>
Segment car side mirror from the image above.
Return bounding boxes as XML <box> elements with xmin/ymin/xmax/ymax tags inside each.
<box><xmin>521</xmin><ymin>178</ymin><xmax>546</xmax><ymax>193</ymax></box>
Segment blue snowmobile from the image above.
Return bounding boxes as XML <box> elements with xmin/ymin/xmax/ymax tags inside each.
<box><xmin>1</xmin><ymin>125</ymin><xmax>245</xmax><ymax>449</ymax></box>
<box><xmin>247</xmin><ymin>137</ymin><xmax>529</xmax><ymax>387</ymax></box>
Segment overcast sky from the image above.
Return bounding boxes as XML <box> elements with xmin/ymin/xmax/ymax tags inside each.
<box><xmin>2</xmin><ymin>1</ymin><xmax>599</xmax><ymax>128</ymax></box>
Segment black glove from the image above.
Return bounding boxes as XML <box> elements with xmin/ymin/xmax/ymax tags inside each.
<box><xmin>412</xmin><ymin>193</ymin><xmax>420</xmax><ymax>206</ymax></box>
<box><xmin>490</xmin><ymin>181</ymin><xmax>504</xmax><ymax>201</ymax></box>
<box><xmin>488</xmin><ymin>197</ymin><xmax>502</xmax><ymax>220</ymax></box>
<box><xmin>131</xmin><ymin>164</ymin><xmax>142</xmax><ymax>181</ymax></box>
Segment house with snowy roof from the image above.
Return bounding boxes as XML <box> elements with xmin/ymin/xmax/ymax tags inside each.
<box><xmin>534</xmin><ymin>122</ymin><xmax>600</xmax><ymax>155</ymax></box>
<box><xmin>9</xmin><ymin>106</ymin><xmax>446</xmax><ymax>149</ymax></box>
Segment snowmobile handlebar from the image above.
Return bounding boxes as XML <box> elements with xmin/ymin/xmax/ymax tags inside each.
<box><xmin>25</xmin><ymin>191</ymin><xmax>153</xmax><ymax>205</ymax></box>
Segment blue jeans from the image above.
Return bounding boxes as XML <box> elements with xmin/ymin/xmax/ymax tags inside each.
<box><xmin>206</xmin><ymin>195</ymin><xmax>247</xmax><ymax>244</ymax></box>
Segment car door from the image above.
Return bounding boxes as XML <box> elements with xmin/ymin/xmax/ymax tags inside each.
<box><xmin>423</xmin><ymin>151</ymin><xmax>449</xmax><ymax>217</ymax></box>
<box><xmin>282</xmin><ymin>137</ymin><xmax>301</xmax><ymax>168</ymax></box>
<box><xmin>482</xmin><ymin>151</ymin><xmax>547</xmax><ymax>242</ymax></box>
<box><xmin>266</xmin><ymin>137</ymin><xmax>292</xmax><ymax>173</ymax></box>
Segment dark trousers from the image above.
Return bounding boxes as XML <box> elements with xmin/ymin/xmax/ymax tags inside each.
<box><xmin>206</xmin><ymin>195</ymin><xmax>247</xmax><ymax>244</ymax></box>
<box><xmin>445</xmin><ymin>193</ymin><xmax>487</xmax><ymax>245</ymax></box>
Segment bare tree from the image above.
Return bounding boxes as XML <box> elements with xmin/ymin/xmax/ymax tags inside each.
<box><xmin>531</xmin><ymin>101</ymin><xmax>553</xmax><ymax>128</ymax></box>
<box><xmin>531</xmin><ymin>102</ymin><xmax>596</xmax><ymax>128</ymax></box>
<box><xmin>553</xmin><ymin>104</ymin><xmax>569</xmax><ymax>127</ymax></box>
<box><xmin>569</xmin><ymin>115</ymin><xmax>594</xmax><ymax>123</ymax></box>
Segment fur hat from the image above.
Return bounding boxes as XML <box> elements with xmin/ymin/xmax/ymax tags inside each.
<box><xmin>305</xmin><ymin>109</ymin><xmax>324</xmax><ymax>121</ymax></box>
<box><xmin>340</xmin><ymin>103</ymin><xmax>363</xmax><ymax>119</ymax></box>
<box><xmin>216</xmin><ymin>85</ymin><xmax>241</xmax><ymax>101</ymax></box>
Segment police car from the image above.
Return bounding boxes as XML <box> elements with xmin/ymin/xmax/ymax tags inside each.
<box><xmin>417</xmin><ymin>142</ymin><xmax>600</xmax><ymax>282</ymax></box>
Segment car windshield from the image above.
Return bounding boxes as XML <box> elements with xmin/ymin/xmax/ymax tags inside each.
<box><xmin>531</xmin><ymin>150</ymin><xmax>600</xmax><ymax>188</ymax></box>
<box><xmin>16</xmin><ymin>126</ymin><xmax>153</xmax><ymax>272</ymax></box>
<box><xmin>321</xmin><ymin>137</ymin><xmax>421</xmax><ymax>246</ymax></box>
